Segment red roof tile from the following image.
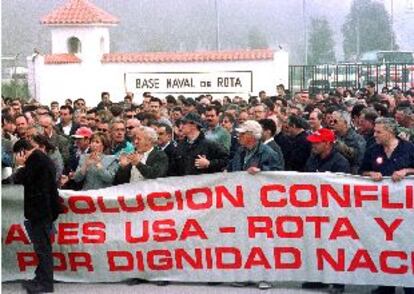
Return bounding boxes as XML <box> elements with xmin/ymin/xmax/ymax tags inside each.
<box><xmin>41</xmin><ymin>0</ymin><xmax>118</xmax><ymax>25</ymax></box>
<box><xmin>102</xmin><ymin>49</ymin><xmax>273</xmax><ymax>63</ymax></box>
<box><xmin>44</xmin><ymin>54</ymin><xmax>82</xmax><ymax>64</ymax></box>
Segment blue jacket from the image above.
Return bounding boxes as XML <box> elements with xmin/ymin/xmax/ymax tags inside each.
<box><xmin>228</xmin><ymin>142</ymin><xmax>284</xmax><ymax>172</ymax></box>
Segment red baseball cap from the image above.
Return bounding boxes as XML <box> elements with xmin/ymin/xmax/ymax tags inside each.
<box><xmin>72</xmin><ymin>127</ymin><xmax>93</xmax><ymax>139</ymax></box>
<box><xmin>307</xmin><ymin>128</ymin><xmax>335</xmax><ymax>143</ymax></box>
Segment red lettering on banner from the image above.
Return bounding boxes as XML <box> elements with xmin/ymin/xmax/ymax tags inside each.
<box><xmin>354</xmin><ymin>185</ymin><xmax>378</xmax><ymax>207</ymax></box>
<box><xmin>58</xmin><ymin>223</ymin><xmax>79</xmax><ymax>244</ymax></box>
<box><xmin>320</xmin><ymin>184</ymin><xmax>351</xmax><ymax>207</ymax></box>
<box><xmin>374</xmin><ymin>218</ymin><xmax>403</xmax><ymax>241</ymax></box>
<box><xmin>175</xmin><ymin>190</ymin><xmax>184</xmax><ymax>210</ymax></box>
<box><xmin>81</xmin><ymin>222</ymin><xmax>106</xmax><ymax>244</ymax></box>
<box><xmin>381</xmin><ymin>186</ymin><xmax>403</xmax><ymax>209</ymax></box>
<box><xmin>125</xmin><ymin>221</ymin><xmax>149</xmax><ymax>243</ymax></box>
<box><xmin>380</xmin><ymin>251</ymin><xmax>408</xmax><ymax>274</ymax></box>
<box><xmin>244</xmin><ymin>247</ymin><xmax>271</xmax><ymax>269</ymax></box>
<box><xmin>5</xmin><ymin>224</ymin><xmax>30</xmax><ymax>245</ymax></box>
<box><xmin>17</xmin><ymin>252</ymin><xmax>37</xmax><ymax>271</ymax></box>
<box><xmin>290</xmin><ymin>184</ymin><xmax>318</xmax><ymax>207</ymax></box>
<box><xmin>186</xmin><ymin>188</ymin><xmax>213</xmax><ymax>210</ymax></box>
<box><xmin>407</xmin><ymin>186</ymin><xmax>414</xmax><ymax>209</ymax></box>
<box><xmin>153</xmin><ymin>219</ymin><xmax>177</xmax><ymax>242</ymax></box>
<box><xmin>68</xmin><ymin>196</ymin><xmax>96</xmax><ymax>214</ymax></box>
<box><xmin>179</xmin><ymin>219</ymin><xmax>208</xmax><ymax>240</ymax></box>
<box><xmin>216</xmin><ymin>247</ymin><xmax>242</xmax><ymax>269</ymax></box>
<box><xmin>175</xmin><ymin>248</ymin><xmax>203</xmax><ymax>269</ymax></box>
<box><xmin>274</xmin><ymin>247</ymin><xmax>302</xmax><ymax>269</ymax></box>
<box><xmin>215</xmin><ymin>185</ymin><xmax>244</xmax><ymax>208</ymax></box>
<box><xmin>97</xmin><ymin>196</ymin><xmax>120</xmax><ymax>213</ymax></box>
<box><xmin>276</xmin><ymin>216</ymin><xmax>303</xmax><ymax>238</ymax></box>
<box><xmin>147</xmin><ymin>250</ymin><xmax>173</xmax><ymax>270</ymax></box>
<box><xmin>316</xmin><ymin>248</ymin><xmax>345</xmax><ymax>271</ymax></box>
<box><xmin>53</xmin><ymin>252</ymin><xmax>67</xmax><ymax>271</ymax></box>
<box><xmin>329</xmin><ymin>217</ymin><xmax>359</xmax><ymax>240</ymax></box>
<box><xmin>69</xmin><ymin>252</ymin><xmax>94</xmax><ymax>271</ymax></box>
<box><xmin>147</xmin><ymin>192</ymin><xmax>174</xmax><ymax>211</ymax></box>
<box><xmin>248</xmin><ymin>216</ymin><xmax>273</xmax><ymax>238</ymax></box>
<box><xmin>348</xmin><ymin>249</ymin><xmax>378</xmax><ymax>272</ymax></box>
<box><xmin>260</xmin><ymin>184</ymin><xmax>286</xmax><ymax>207</ymax></box>
<box><xmin>305</xmin><ymin>216</ymin><xmax>330</xmax><ymax>238</ymax></box>
<box><xmin>118</xmin><ymin>195</ymin><xmax>145</xmax><ymax>212</ymax></box>
<box><xmin>136</xmin><ymin>251</ymin><xmax>145</xmax><ymax>271</ymax></box>
<box><xmin>205</xmin><ymin>248</ymin><xmax>213</xmax><ymax>269</ymax></box>
<box><xmin>107</xmin><ymin>251</ymin><xmax>133</xmax><ymax>271</ymax></box>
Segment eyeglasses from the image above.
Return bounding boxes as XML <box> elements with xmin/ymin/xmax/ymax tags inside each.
<box><xmin>97</xmin><ymin>128</ymin><xmax>108</xmax><ymax>133</ymax></box>
<box><xmin>125</xmin><ymin>115</ymin><xmax>135</xmax><ymax>119</ymax></box>
<box><xmin>126</xmin><ymin>126</ymin><xmax>135</xmax><ymax>130</ymax></box>
<box><xmin>332</xmin><ymin>119</ymin><xmax>339</xmax><ymax>124</ymax></box>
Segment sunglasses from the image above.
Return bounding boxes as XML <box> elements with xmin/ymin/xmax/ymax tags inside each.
<box><xmin>126</xmin><ymin>126</ymin><xmax>135</xmax><ymax>130</ymax></box>
<box><xmin>97</xmin><ymin>128</ymin><xmax>108</xmax><ymax>133</ymax></box>
<box><xmin>125</xmin><ymin>115</ymin><xmax>135</xmax><ymax>119</ymax></box>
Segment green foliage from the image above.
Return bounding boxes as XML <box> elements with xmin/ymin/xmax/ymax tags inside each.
<box><xmin>1</xmin><ymin>80</ymin><xmax>29</xmax><ymax>100</ymax></box>
<box><xmin>342</xmin><ymin>0</ymin><xmax>397</xmax><ymax>61</ymax></box>
<box><xmin>247</xmin><ymin>26</ymin><xmax>269</xmax><ymax>49</ymax></box>
<box><xmin>308</xmin><ymin>17</ymin><xmax>336</xmax><ymax>65</ymax></box>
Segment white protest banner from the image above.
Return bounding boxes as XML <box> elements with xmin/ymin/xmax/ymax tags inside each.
<box><xmin>2</xmin><ymin>172</ymin><xmax>413</xmax><ymax>286</ymax></box>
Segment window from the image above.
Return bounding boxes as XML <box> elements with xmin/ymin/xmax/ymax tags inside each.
<box><xmin>68</xmin><ymin>37</ymin><xmax>81</xmax><ymax>54</ymax></box>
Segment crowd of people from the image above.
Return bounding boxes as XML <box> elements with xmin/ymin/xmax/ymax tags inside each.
<box><xmin>2</xmin><ymin>83</ymin><xmax>414</xmax><ymax>294</ymax></box>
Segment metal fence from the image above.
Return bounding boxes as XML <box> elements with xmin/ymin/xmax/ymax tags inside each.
<box><xmin>289</xmin><ymin>63</ymin><xmax>414</xmax><ymax>94</ymax></box>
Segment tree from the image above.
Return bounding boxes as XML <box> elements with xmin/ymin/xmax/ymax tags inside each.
<box><xmin>247</xmin><ymin>26</ymin><xmax>269</xmax><ymax>49</ymax></box>
<box><xmin>307</xmin><ymin>17</ymin><xmax>336</xmax><ymax>65</ymax></box>
<box><xmin>342</xmin><ymin>0</ymin><xmax>397</xmax><ymax>61</ymax></box>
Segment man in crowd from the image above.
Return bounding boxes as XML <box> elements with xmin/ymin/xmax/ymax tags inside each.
<box><xmin>359</xmin><ymin>117</ymin><xmax>414</xmax><ymax>294</ymax></box>
<box><xmin>156</xmin><ymin>123</ymin><xmax>178</xmax><ymax>177</ymax></box>
<box><xmin>97</xmin><ymin>91</ymin><xmax>112</xmax><ymax>111</ymax></box>
<box><xmin>308</xmin><ymin>110</ymin><xmax>323</xmax><ymax>132</ymax></box>
<box><xmin>125</xmin><ymin>118</ymin><xmax>141</xmax><ymax>142</ymax></box>
<box><xmin>56</xmin><ymin>105</ymin><xmax>79</xmax><ymax>137</ymax></box>
<box><xmin>114</xmin><ymin>126</ymin><xmax>168</xmax><ymax>184</ymax></box>
<box><xmin>358</xmin><ymin>108</ymin><xmax>378</xmax><ymax>150</ymax></box>
<box><xmin>204</xmin><ymin>106</ymin><xmax>231</xmax><ymax>152</ymax></box>
<box><xmin>331</xmin><ymin>110</ymin><xmax>366</xmax><ymax>174</ymax></box>
<box><xmin>109</xmin><ymin>119</ymin><xmax>134</xmax><ymax>156</ymax></box>
<box><xmin>176</xmin><ymin>112</ymin><xmax>228</xmax><ymax>176</ymax></box>
<box><xmin>258</xmin><ymin>118</ymin><xmax>284</xmax><ymax>170</ymax></box>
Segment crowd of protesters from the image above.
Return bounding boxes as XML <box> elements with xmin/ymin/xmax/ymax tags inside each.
<box><xmin>2</xmin><ymin>83</ymin><xmax>414</xmax><ymax>294</ymax></box>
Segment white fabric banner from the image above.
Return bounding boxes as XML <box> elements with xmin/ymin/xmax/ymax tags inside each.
<box><xmin>2</xmin><ymin>172</ymin><xmax>414</xmax><ymax>286</ymax></box>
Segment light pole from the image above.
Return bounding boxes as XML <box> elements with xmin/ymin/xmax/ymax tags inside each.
<box><xmin>215</xmin><ymin>0</ymin><xmax>221</xmax><ymax>51</ymax></box>
<box><xmin>303</xmin><ymin>0</ymin><xmax>308</xmax><ymax>64</ymax></box>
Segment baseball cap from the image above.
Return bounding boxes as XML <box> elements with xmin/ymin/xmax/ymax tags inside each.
<box><xmin>306</xmin><ymin>128</ymin><xmax>335</xmax><ymax>143</ymax></box>
<box><xmin>235</xmin><ymin>120</ymin><xmax>263</xmax><ymax>138</ymax></box>
<box><xmin>71</xmin><ymin>127</ymin><xmax>93</xmax><ymax>139</ymax></box>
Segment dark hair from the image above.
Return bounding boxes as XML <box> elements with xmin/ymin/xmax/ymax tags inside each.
<box><xmin>150</xmin><ymin>97</ymin><xmax>162</xmax><ymax>105</ymax></box>
<box><xmin>219</xmin><ymin>112</ymin><xmax>236</xmax><ymax>124</ymax></box>
<box><xmin>373</xmin><ymin>102</ymin><xmax>388</xmax><ymax>117</ymax></box>
<box><xmin>157</xmin><ymin>123</ymin><xmax>173</xmax><ymax>135</ymax></box>
<box><xmin>2</xmin><ymin>112</ymin><xmax>14</xmax><ymax>126</ymax></box>
<box><xmin>14</xmin><ymin>113</ymin><xmax>28</xmax><ymax>123</ymax></box>
<box><xmin>351</xmin><ymin>104</ymin><xmax>366</xmax><ymax>119</ymax></box>
<box><xmin>109</xmin><ymin>104</ymin><xmax>124</xmax><ymax>117</ymax></box>
<box><xmin>361</xmin><ymin>109</ymin><xmax>379</xmax><ymax>123</ymax></box>
<box><xmin>13</xmin><ymin>139</ymin><xmax>34</xmax><ymax>153</ymax></box>
<box><xmin>287</xmin><ymin>115</ymin><xmax>309</xmax><ymax>129</ymax></box>
<box><xmin>60</xmin><ymin>105</ymin><xmax>74</xmax><ymax>114</ymax></box>
<box><xmin>91</xmin><ymin>132</ymin><xmax>110</xmax><ymax>154</ymax></box>
<box><xmin>31</xmin><ymin>134</ymin><xmax>56</xmax><ymax>153</ymax></box>
<box><xmin>74</xmin><ymin>98</ymin><xmax>85</xmax><ymax>105</ymax></box>
<box><xmin>259</xmin><ymin>118</ymin><xmax>277</xmax><ymax>136</ymax></box>
<box><xmin>101</xmin><ymin>92</ymin><xmax>110</xmax><ymax>98</ymax></box>
<box><xmin>172</xmin><ymin>106</ymin><xmax>183</xmax><ymax>113</ymax></box>
<box><xmin>205</xmin><ymin>105</ymin><xmax>219</xmax><ymax>115</ymax></box>
<box><xmin>165</xmin><ymin>95</ymin><xmax>177</xmax><ymax>105</ymax></box>
<box><xmin>366</xmin><ymin>81</ymin><xmax>375</xmax><ymax>88</ymax></box>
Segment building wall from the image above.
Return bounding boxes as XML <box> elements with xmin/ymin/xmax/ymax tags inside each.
<box><xmin>30</xmin><ymin>51</ymin><xmax>288</xmax><ymax>106</ymax></box>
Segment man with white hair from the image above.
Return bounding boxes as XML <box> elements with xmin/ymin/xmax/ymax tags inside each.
<box><xmin>228</xmin><ymin>120</ymin><xmax>283</xmax><ymax>174</ymax></box>
<box><xmin>113</xmin><ymin>126</ymin><xmax>168</xmax><ymax>184</ymax></box>
<box><xmin>228</xmin><ymin>120</ymin><xmax>283</xmax><ymax>290</ymax></box>
<box><xmin>331</xmin><ymin>110</ymin><xmax>366</xmax><ymax>174</ymax></box>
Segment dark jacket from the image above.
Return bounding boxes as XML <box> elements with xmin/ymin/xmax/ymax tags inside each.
<box><xmin>113</xmin><ymin>148</ymin><xmax>168</xmax><ymax>185</ymax></box>
<box><xmin>56</xmin><ymin>121</ymin><xmax>79</xmax><ymax>138</ymax></box>
<box><xmin>285</xmin><ymin>131</ymin><xmax>312</xmax><ymax>172</ymax></box>
<box><xmin>228</xmin><ymin>142</ymin><xmax>284</xmax><ymax>172</ymax></box>
<box><xmin>305</xmin><ymin>149</ymin><xmax>351</xmax><ymax>173</ymax></box>
<box><xmin>14</xmin><ymin>150</ymin><xmax>62</xmax><ymax>223</ymax></box>
<box><xmin>264</xmin><ymin>139</ymin><xmax>285</xmax><ymax>170</ymax></box>
<box><xmin>162</xmin><ymin>141</ymin><xmax>179</xmax><ymax>177</ymax></box>
<box><xmin>176</xmin><ymin>132</ymin><xmax>228</xmax><ymax>176</ymax></box>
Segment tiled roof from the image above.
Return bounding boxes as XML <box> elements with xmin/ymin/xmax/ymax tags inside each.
<box><xmin>101</xmin><ymin>49</ymin><xmax>273</xmax><ymax>63</ymax></box>
<box><xmin>41</xmin><ymin>0</ymin><xmax>118</xmax><ymax>25</ymax></box>
<box><xmin>44</xmin><ymin>54</ymin><xmax>82</xmax><ymax>64</ymax></box>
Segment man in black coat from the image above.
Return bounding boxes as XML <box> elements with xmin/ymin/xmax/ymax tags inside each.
<box><xmin>113</xmin><ymin>126</ymin><xmax>168</xmax><ymax>184</ymax></box>
<box><xmin>13</xmin><ymin>139</ymin><xmax>62</xmax><ymax>293</ymax></box>
<box><xmin>175</xmin><ymin>112</ymin><xmax>228</xmax><ymax>176</ymax></box>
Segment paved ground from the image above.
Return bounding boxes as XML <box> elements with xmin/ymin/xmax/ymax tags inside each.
<box><xmin>3</xmin><ymin>281</ymin><xmax>404</xmax><ymax>294</ymax></box>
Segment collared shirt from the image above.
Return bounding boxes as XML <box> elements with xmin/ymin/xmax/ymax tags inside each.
<box><xmin>263</xmin><ymin>138</ymin><xmax>274</xmax><ymax>145</ymax></box>
<box><xmin>62</xmin><ymin>122</ymin><xmax>72</xmax><ymax>136</ymax></box>
<box><xmin>129</xmin><ymin>147</ymin><xmax>154</xmax><ymax>183</ymax></box>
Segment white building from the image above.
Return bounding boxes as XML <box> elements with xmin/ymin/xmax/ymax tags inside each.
<box><xmin>28</xmin><ymin>0</ymin><xmax>288</xmax><ymax>106</ymax></box>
